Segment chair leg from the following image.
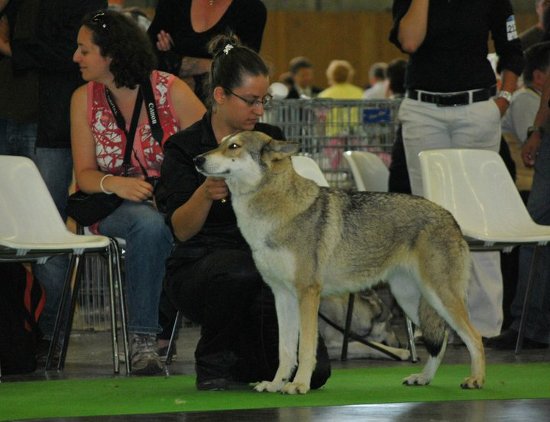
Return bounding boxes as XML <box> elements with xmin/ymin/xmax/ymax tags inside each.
<box><xmin>111</xmin><ymin>239</ymin><xmax>130</xmax><ymax>374</ymax></box>
<box><xmin>340</xmin><ymin>293</ymin><xmax>355</xmax><ymax>361</ymax></box>
<box><xmin>106</xmin><ymin>240</ymin><xmax>121</xmax><ymax>374</ymax></box>
<box><xmin>405</xmin><ymin>317</ymin><xmax>418</xmax><ymax>363</ymax></box>
<box><xmin>46</xmin><ymin>253</ymin><xmax>80</xmax><ymax>370</ymax></box>
<box><xmin>165</xmin><ymin>311</ymin><xmax>182</xmax><ymax>366</ymax></box>
<box><xmin>515</xmin><ymin>245</ymin><xmax>540</xmax><ymax>354</ymax></box>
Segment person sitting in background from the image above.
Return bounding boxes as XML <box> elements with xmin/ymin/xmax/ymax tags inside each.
<box><xmin>318</xmin><ymin>60</ymin><xmax>363</xmax><ymax>99</ymax></box>
<box><xmin>520</xmin><ymin>0</ymin><xmax>550</xmax><ymax>51</ymax></box>
<box><xmin>502</xmin><ymin>42</ymin><xmax>550</xmax><ymax>198</ymax></box>
<box><xmin>156</xmin><ymin>34</ymin><xmax>331</xmax><ymax>391</ymax></box>
<box><xmin>286</xmin><ymin>56</ymin><xmax>322</xmax><ymax>99</ymax></box>
<box><xmin>363</xmin><ymin>62</ymin><xmax>388</xmax><ymax>100</ymax></box>
<box><xmin>71</xmin><ymin>9</ymin><xmax>205</xmax><ymax>375</ymax></box>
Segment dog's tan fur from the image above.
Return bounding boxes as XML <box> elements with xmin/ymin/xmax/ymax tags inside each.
<box><xmin>194</xmin><ymin>131</ymin><xmax>485</xmax><ymax>394</ymax></box>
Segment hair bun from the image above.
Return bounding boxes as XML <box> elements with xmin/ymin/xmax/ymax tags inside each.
<box><xmin>208</xmin><ymin>33</ymin><xmax>241</xmax><ymax>56</ymax></box>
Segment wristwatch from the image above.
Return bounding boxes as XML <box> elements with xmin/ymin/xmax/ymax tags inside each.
<box><xmin>497</xmin><ymin>90</ymin><xmax>513</xmax><ymax>103</ymax></box>
<box><xmin>527</xmin><ymin>126</ymin><xmax>544</xmax><ymax>138</ymax></box>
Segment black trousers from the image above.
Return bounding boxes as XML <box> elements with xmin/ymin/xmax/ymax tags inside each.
<box><xmin>164</xmin><ymin>248</ymin><xmax>331</xmax><ymax>388</ymax></box>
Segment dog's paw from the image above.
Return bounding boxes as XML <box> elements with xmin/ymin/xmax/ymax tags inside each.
<box><xmin>254</xmin><ymin>380</ymin><xmax>284</xmax><ymax>393</ymax></box>
<box><xmin>460</xmin><ymin>376</ymin><xmax>484</xmax><ymax>389</ymax></box>
<box><xmin>402</xmin><ymin>373</ymin><xmax>431</xmax><ymax>386</ymax></box>
<box><xmin>281</xmin><ymin>381</ymin><xmax>310</xmax><ymax>395</ymax></box>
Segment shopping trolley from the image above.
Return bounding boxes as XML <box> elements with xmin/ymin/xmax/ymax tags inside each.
<box><xmin>262</xmin><ymin>99</ymin><xmax>402</xmax><ymax>188</ymax></box>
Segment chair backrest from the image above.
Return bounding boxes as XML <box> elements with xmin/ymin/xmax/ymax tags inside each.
<box><xmin>0</xmin><ymin>155</ymin><xmax>72</xmax><ymax>244</ymax></box>
<box><xmin>343</xmin><ymin>150</ymin><xmax>389</xmax><ymax>192</ymax></box>
<box><xmin>418</xmin><ymin>149</ymin><xmax>540</xmax><ymax>241</ymax></box>
<box><xmin>291</xmin><ymin>155</ymin><xmax>330</xmax><ymax>187</ymax></box>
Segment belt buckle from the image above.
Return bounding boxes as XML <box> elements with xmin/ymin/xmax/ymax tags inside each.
<box><xmin>436</xmin><ymin>92</ymin><xmax>469</xmax><ymax>107</ymax></box>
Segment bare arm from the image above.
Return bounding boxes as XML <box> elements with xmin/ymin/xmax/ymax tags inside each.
<box><xmin>522</xmin><ymin>76</ymin><xmax>550</xmax><ymax>167</ymax></box>
<box><xmin>168</xmin><ymin>76</ymin><xmax>206</xmax><ymax>129</ymax></box>
<box><xmin>0</xmin><ymin>13</ymin><xmax>10</xmax><ymax>56</ymax></box>
<box><xmin>170</xmin><ymin>177</ymin><xmax>228</xmax><ymax>241</ymax></box>
<box><xmin>70</xmin><ymin>86</ymin><xmax>154</xmax><ymax>201</ymax></box>
<box><xmin>397</xmin><ymin>0</ymin><xmax>430</xmax><ymax>53</ymax></box>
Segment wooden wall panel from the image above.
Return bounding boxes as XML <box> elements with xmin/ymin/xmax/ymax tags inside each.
<box><xmin>261</xmin><ymin>11</ymin><xmax>538</xmax><ymax>89</ymax></box>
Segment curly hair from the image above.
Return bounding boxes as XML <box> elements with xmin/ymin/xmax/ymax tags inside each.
<box><xmin>82</xmin><ymin>9</ymin><xmax>157</xmax><ymax>89</ymax></box>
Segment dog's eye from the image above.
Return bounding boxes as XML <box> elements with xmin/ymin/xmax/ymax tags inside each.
<box><xmin>228</xmin><ymin>143</ymin><xmax>240</xmax><ymax>150</ymax></box>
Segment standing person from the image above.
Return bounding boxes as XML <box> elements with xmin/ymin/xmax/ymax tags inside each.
<box><xmin>389</xmin><ymin>0</ymin><xmax>525</xmax><ymax>338</ymax></box>
<box><xmin>71</xmin><ymin>9</ymin><xmax>205</xmax><ymax>374</ymax></box>
<box><xmin>0</xmin><ymin>0</ymin><xmax>38</xmax><ymax>161</ymax></box>
<box><xmin>147</xmin><ymin>0</ymin><xmax>267</xmax><ymax>102</ymax></box>
<box><xmin>156</xmin><ymin>34</ymin><xmax>331</xmax><ymax>390</ymax></box>
<box><xmin>486</xmin><ymin>43</ymin><xmax>550</xmax><ymax>350</ymax></box>
<box><xmin>1</xmin><ymin>0</ymin><xmax>107</xmax><ymax>358</ymax></box>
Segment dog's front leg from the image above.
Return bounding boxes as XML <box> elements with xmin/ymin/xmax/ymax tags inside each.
<box><xmin>281</xmin><ymin>284</ymin><xmax>321</xmax><ymax>395</ymax></box>
<box><xmin>255</xmin><ymin>286</ymin><xmax>299</xmax><ymax>393</ymax></box>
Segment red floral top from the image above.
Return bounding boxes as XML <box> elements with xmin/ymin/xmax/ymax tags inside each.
<box><xmin>87</xmin><ymin>70</ymin><xmax>180</xmax><ymax>178</ymax></box>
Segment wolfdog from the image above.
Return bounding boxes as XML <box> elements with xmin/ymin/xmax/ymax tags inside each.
<box><xmin>194</xmin><ymin>131</ymin><xmax>485</xmax><ymax>394</ymax></box>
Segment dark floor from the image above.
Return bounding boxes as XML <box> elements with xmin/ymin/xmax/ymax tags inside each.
<box><xmin>2</xmin><ymin>324</ymin><xmax>550</xmax><ymax>421</ymax></box>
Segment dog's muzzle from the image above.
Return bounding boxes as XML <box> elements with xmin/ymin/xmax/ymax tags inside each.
<box><xmin>193</xmin><ymin>155</ymin><xmax>206</xmax><ymax>171</ymax></box>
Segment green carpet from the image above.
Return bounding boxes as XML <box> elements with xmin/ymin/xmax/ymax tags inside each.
<box><xmin>1</xmin><ymin>363</ymin><xmax>550</xmax><ymax>421</ymax></box>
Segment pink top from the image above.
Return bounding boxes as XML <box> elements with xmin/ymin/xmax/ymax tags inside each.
<box><xmin>87</xmin><ymin>70</ymin><xmax>180</xmax><ymax>178</ymax></box>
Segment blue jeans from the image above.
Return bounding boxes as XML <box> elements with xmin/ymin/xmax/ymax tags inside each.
<box><xmin>98</xmin><ymin>201</ymin><xmax>173</xmax><ymax>334</ymax></box>
<box><xmin>32</xmin><ymin>147</ymin><xmax>74</xmax><ymax>338</ymax></box>
<box><xmin>0</xmin><ymin>118</ymin><xmax>37</xmax><ymax>159</ymax></box>
<box><xmin>510</xmin><ymin>133</ymin><xmax>550</xmax><ymax>344</ymax></box>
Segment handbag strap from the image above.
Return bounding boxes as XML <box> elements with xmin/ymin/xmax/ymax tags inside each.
<box><xmin>105</xmin><ymin>86</ymin><xmax>143</xmax><ymax>176</ymax></box>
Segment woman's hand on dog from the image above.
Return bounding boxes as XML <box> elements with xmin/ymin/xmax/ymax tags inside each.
<box><xmin>202</xmin><ymin>177</ymin><xmax>228</xmax><ymax>202</ymax></box>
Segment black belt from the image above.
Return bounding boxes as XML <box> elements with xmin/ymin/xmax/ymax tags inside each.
<box><xmin>407</xmin><ymin>86</ymin><xmax>497</xmax><ymax>107</ymax></box>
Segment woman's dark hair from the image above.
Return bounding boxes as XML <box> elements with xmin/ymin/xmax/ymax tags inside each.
<box><xmin>206</xmin><ymin>33</ymin><xmax>269</xmax><ymax>108</ymax></box>
<box><xmin>83</xmin><ymin>9</ymin><xmax>157</xmax><ymax>89</ymax></box>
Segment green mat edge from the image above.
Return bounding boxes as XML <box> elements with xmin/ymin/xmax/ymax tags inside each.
<box><xmin>1</xmin><ymin>363</ymin><xmax>550</xmax><ymax>421</ymax></box>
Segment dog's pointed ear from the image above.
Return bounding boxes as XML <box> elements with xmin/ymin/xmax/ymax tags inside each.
<box><xmin>263</xmin><ymin>139</ymin><xmax>300</xmax><ymax>160</ymax></box>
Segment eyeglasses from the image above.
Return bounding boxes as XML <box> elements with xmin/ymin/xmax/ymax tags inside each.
<box><xmin>225</xmin><ymin>88</ymin><xmax>273</xmax><ymax>109</ymax></box>
<box><xmin>91</xmin><ymin>11</ymin><xmax>108</xmax><ymax>30</ymax></box>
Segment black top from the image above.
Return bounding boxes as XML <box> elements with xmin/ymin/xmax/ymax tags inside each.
<box><xmin>389</xmin><ymin>0</ymin><xmax>524</xmax><ymax>92</ymax></box>
<box><xmin>9</xmin><ymin>0</ymin><xmax>107</xmax><ymax>148</ymax></box>
<box><xmin>156</xmin><ymin>113</ymin><xmax>284</xmax><ymax>264</ymax></box>
<box><xmin>148</xmin><ymin>0</ymin><xmax>266</xmax><ymax>59</ymax></box>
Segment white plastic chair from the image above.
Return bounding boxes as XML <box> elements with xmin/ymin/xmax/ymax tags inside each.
<box><xmin>343</xmin><ymin>150</ymin><xmax>389</xmax><ymax>192</ymax></box>
<box><xmin>0</xmin><ymin>155</ymin><xmax>129</xmax><ymax>373</ymax></box>
<box><xmin>291</xmin><ymin>155</ymin><xmax>330</xmax><ymax>187</ymax></box>
<box><xmin>419</xmin><ymin>148</ymin><xmax>550</xmax><ymax>353</ymax></box>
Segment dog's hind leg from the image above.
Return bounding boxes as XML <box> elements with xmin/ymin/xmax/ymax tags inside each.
<box><xmin>281</xmin><ymin>283</ymin><xmax>321</xmax><ymax>395</ymax></box>
<box><xmin>403</xmin><ymin>299</ymin><xmax>448</xmax><ymax>386</ymax></box>
<box><xmin>255</xmin><ymin>285</ymin><xmax>300</xmax><ymax>393</ymax></box>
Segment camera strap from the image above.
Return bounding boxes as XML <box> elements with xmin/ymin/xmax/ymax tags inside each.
<box><xmin>105</xmin><ymin>86</ymin><xmax>143</xmax><ymax>176</ymax></box>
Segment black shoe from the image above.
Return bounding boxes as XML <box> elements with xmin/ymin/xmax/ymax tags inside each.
<box><xmin>484</xmin><ymin>329</ymin><xmax>549</xmax><ymax>350</ymax></box>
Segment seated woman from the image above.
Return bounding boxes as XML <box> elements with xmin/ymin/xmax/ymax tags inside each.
<box><xmin>70</xmin><ymin>9</ymin><xmax>205</xmax><ymax>375</ymax></box>
<box><xmin>156</xmin><ymin>34</ymin><xmax>331</xmax><ymax>391</ymax></box>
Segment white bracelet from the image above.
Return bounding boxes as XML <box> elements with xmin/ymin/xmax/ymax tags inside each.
<box><xmin>100</xmin><ymin>174</ymin><xmax>114</xmax><ymax>194</ymax></box>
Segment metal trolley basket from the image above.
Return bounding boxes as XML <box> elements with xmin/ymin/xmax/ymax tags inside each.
<box><xmin>262</xmin><ymin>99</ymin><xmax>402</xmax><ymax>188</ymax></box>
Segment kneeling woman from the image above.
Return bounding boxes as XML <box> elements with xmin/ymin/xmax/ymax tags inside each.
<box><xmin>156</xmin><ymin>34</ymin><xmax>331</xmax><ymax>390</ymax></box>
<box><xmin>70</xmin><ymin>10</ymin><xmax>205</xmax><ymax>375</ymax></box>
